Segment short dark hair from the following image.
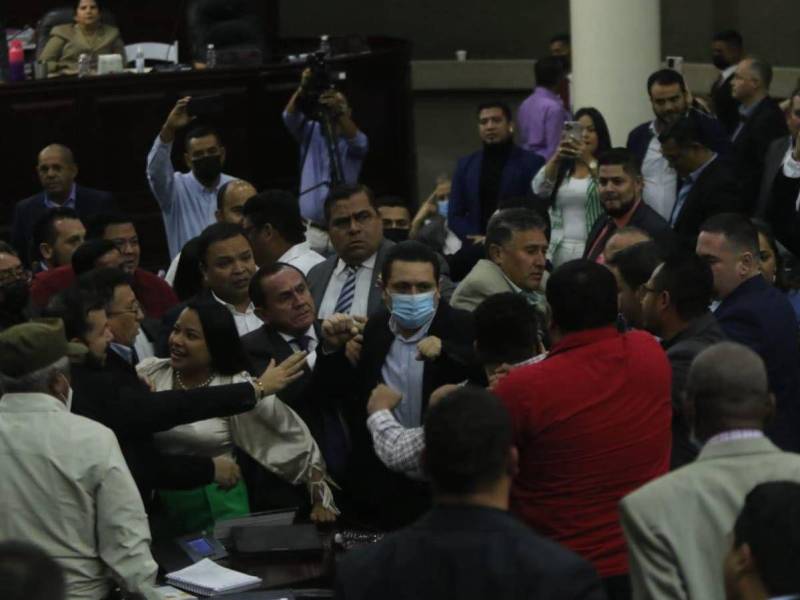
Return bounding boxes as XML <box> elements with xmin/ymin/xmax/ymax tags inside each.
<box><xmin>597</xmin><ymin>147</ymin><xmax>642</xmax><ymax>178</ymax></box>
<box><xmin>424</xmin><ymin>386</ymin><xmax>513</xmax><ymax>495</ymax></box>
<box><xmin>476</xmin><ymin>101</ymin><xmax>512</xmax><ymax>122</ymax></box>
<box><xmin>0</xmin><ymin>241</ymin><xmax>18</xmax><ymax>256</ymax></box>
<box><xmin>647</xmin><ymin>68</ymin><xmax>687</xmax><ymax>95</ymax></box>
<box><xmin>606</xmin><ymin>241</ymin><xmax>663</xmax><ymax>290</ymax></box>
<box><xmin>534</xmin><ymin>56</ymin><xmax>565</xmax><ymax>88</ymax></box>
<box><xmin>474</xmin><ymin>293</ymin><xmax>539</xmax><ymax>365</ymax></box>
<box><xmin>381</xmin><ymin>240</ymin><xmax>440</xmax><ymax>285</ymax></box>
<box><xmin>71</xmin><ymin>239</ymin><xmax>118</xmax><ymax>275</ymax></box>
<box><xmin>242</xmin><ymin>190</ymin><xmax>306</xmax><ymax>245</ymax></box>
<box><xmin>323</xmin><ymin>183</ymin><xmax>377</xmax><ymax>224</ymax></box>
<box><xmin>43</xmin><ymin>286</ymin><xmax>105</xmax><ymax>342</ymax></box>
<box><xmin>713</xmin><ymin>29</ymin><xmax>743</xmax><ymax>49</ymax></box>
<box><xmin>658</xmin><ymin>113</ymin><xmax>710</xmax><ymax>148</ymax></box>
<box><xmin>375</xmin><ymin>195</ymin><xmax>410</xmax><ymax>211</ymax></box>
<box><xmin>84</xmin><ymin>212</ymin><xmax>133</xmax><ymax>240</ymax></box>
<box><xmin>547</xmin><ymin>259</ymin><xmax>618</xmax><ymax>333</ymax></box>
<box><xmin>172</xmin><ymin>237</ymin><xmax>205</xmax><ymax>302</ymax></box>
<box><xmin>0</xmin><ymin>540</ymin><xmax>65</xmax><ymax>600</ymax></box>
<box><xmin>196</xmin><ymin>222</ymin><xmax>246</xmax><ymax>268</ymax></box>
<box><xmin>733</xmin><ymin>481</ymin><xmax>800</xmax><ymax>595</ymax></box>
<box><xmin>248</xmin><ymin>262</ymin><xmax>306</xmax><ymax>309</ymax></box>
<box><xmin>700</xmin><ymin>212</ymin><xmax>760</xmax><ymax>255</ymax></box>
<box><xmin>183</xmin><ymin>298</ymin><xmax>251</xmax><ymax>375</ymax></box>
<box><xmin>77</xmin><ymin>267</ymin><xmax>131</xmax><ymax>310</ymax></box>
<box><xmin>31</xmin><ymin>207</ymin><xmax>80</xmax><ymax>257</ymax></box>
<box><xmin>651</xmin><ymin>251</ymin><xmax>713</xmax><ymax>321</ymax></box>
<box><xmin>486</xmin><ymin>208</ymin><xmax>549</xmax><ymax>248</ymax></box>
<box><xmin>185</xmin><ymin>123</ymin><xmax>223</xmax><ymax>147</ymax></box>
<box><xmin>549</xmin><ymin>33</ymin><xmax>570</xmax><ymax>45</ymax></box>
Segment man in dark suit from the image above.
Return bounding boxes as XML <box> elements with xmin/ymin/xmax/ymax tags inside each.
<box><xmin>640</xmin><ymin>252</ymin><xmax>726</xmax><ymax>468</ymax></box>
<box><xmin>697</xmin><ymin>213</ymin><xmax>800</xmax><ymax>452</ymax></box>
<box><xmin>731</xmin><ymin>58</ymin><xmax>789</xmax><ymax>211</ymax></box>
<box><xmin>448</xmin><ymin>101</ymin><xmax>545</xmax><ymax>239</ymax></box>
<box><xmin>11</xmin><ymin>144</ymin><xmax>113</xmax><ymax>266</ymax></box>
<box><xmin>584</xmin><ymin>148</ymin><xmax>671</xmax><ymax>262</ymax></box>
<box><xmin>318</xmin><ymin>241</ymin><xmax>481</xmax><ymax>528</ymax></box>
<box><xmin>710</xmin><ymin>29</ymin><xmax>744</xmax><ymax>136</ymax></box>
<box><xmin>658</xmin><ymin>115</ymin><xmax>744</xmax><ymax>241</ymax></box>
<box><xmin>335</xmin><ymin>386</ymin><xmax>605</xmax><ymax>600</ymax></box>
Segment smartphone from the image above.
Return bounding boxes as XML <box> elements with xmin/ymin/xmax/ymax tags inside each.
<box><xmin>186</xmin><ymin>95</ymin><xmax>224</xmax><ymax>117</ymax></box>
<box><xmin>563</xmin><ymin>121</ymin><xmax>584</xmax><ymax>143</ymax></box>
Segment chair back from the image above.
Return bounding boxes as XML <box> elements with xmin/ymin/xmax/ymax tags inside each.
<box><xmin>185</xmin><ymin>0</ymin><xmax>265</xmax><ymax>63</ymax></box>
<box><xmin>123</xmin><ymin>41</ymin><xmax>179</xmax><ymax>64</ymax></box>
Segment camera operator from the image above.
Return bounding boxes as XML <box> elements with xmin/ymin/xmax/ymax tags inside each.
<box><xmin>283</xmin><ymin>68</ymin><xmax>369</xmax><ymax>255</ymax></box>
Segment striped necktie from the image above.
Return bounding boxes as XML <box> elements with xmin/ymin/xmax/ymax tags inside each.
<box><xmin>334</xmin><ymin>265</ymin><xmax>359</xmax><ymax>314</ymax></box>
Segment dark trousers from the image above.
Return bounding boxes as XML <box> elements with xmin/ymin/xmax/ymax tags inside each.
<box><xmin>603</xmin><ymin>574</ymin><xmax>632</xmax><ymax>600</ymax></box>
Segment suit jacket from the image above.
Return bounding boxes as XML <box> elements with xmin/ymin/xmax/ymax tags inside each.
<box><xmin>710</xmin><ymin>72</ymin><xmax>740</xmax><ymax>136</ymax></box>
<box><xmin>661</xmin><ymin>312</ymin><xmax>726</xmax><ymax>469</ymax></box>
<box><xmin>316</xmin><ymin>301</ymin><xmax>483</xmax><ymax>528</ymax></box>
<box><xmin>39</xmin><ymin>23</ymin><xmax>125</xmax><ymax>76</ymax></box>
<box><xmin>621</xmin><ymin>437</ymin><xmax>800</xmax><ymax>600</ymax></box>
<box><xmin>732</xmin><ymin>96</ymin><xmax>789</xmax><ymax>211</ymax></box>
<box><xmin>583</xmin><ymin>201</ymin><xmax>672</xmax><ymax>261</ymax></box>
<box><xmin>451</xmin><ymin>259</ymin><xmax>516</xmax><ymax>311</ymax></box>
<box><xmin>448</xmin><ymin>145</ymin><xmax>545</xmax><ymax>239</ymax></box>
<box><xmin>335</xmin><ymin>505</ymin><xmax>605</xmax><ymax>600</ymax></box>
<box><xmin>764</xmin><ymin>169</ymin><xmax>800</xmax><ymax>257</ymax></box>
<box><xmin>715</xmin><ymin>276</ymin><xmax>800</xmax><ymax>451</ymax></box>
<box><xmin>673</xmin><ymin>157</ymin><xmax>744</xmax><ymax>241</ymax></box>
<box><xmin>11</xmin><ymin>185</ymin><xmax>114</xmax><ymax>266</ymax></box>
<box><xmin>756</xmin><ymin>135</ymin><xmax>792</xmax><ymax>217</ymax></box>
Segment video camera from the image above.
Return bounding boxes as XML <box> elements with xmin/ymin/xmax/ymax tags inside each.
<box><xmin>296</xmin><ymin>51</ymin><xmax>346</xmax><ymax>118</ymax></box>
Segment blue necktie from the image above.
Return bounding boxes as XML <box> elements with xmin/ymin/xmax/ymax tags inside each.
<box><xmin>291</xmin><ymin>335</ymin><xmax>311</xmax><ymax>353</ymax></box>
<box><xmin>334</xmin><ymin>265</ymin><xmax>359</xmax><ymax>314</ymax></box>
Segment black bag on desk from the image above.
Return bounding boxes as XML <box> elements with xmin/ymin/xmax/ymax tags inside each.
<box><xmin>231</xmin><ymin>524</ymin><xmax>324</xmax><ymax>559</ymax></box>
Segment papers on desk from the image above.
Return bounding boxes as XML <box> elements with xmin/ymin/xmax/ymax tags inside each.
<box><xmin>166</xmin><ymin>559</ymin><xmax>262</xmax><ymax>596</ymax></box>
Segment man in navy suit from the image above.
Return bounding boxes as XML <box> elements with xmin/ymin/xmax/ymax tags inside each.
<box><xmin>696</xmin><ymin>213</ymin><xmax>800</xmax><ymax>452</ymax></box>
<box><xmin>11</xmin><ymin>144</ymin><xmax>113</xmax><ymax>266</ymax></box>
<box><xmin>448</xmin><ymin>102</ymin><xmax>545</xmax><ymax>240</ymax></box>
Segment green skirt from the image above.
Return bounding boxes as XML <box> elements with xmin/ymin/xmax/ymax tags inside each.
<box><xmin>159</xmin><ymin>480</ymin><xmax>250</xmax><ymax>535</ymax></box>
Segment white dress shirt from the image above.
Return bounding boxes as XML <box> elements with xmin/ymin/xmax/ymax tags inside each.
<box><xmin>212</xmin><ymin>291</ymin><xmax>263</xmax><ymax>336</ymax></box>
<box><xmin>782</xmin><ymin>146</ymin><xmax>800</xmax><ymax>210</ymax></box>
<box><xmin>642</xmin><ymin>122</ymin><xmax>678</xmax><ymax>221</ymax></box>
<box><xmin>277</xmin><ymin>241</ymin><xmax>326</xmax><ymax>275</ymax></box>
<box><xmin>317</xmin><ymin>253</ymin><xmax>377</xmax><ymax>319</ymax></box>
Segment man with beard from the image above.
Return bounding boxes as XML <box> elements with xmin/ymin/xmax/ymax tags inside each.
<box><xmin>448</xmin><ymin>102</ymin><xmax>545</xmax><ymax>240</ymax></box>
<box><xmin>0</xmin><ymin>243</ymin><xmax>30</xmax><ymax>331</ymax></box>
<box><xmin>147</xmin><ymin>97</ymin><xmax>235</xmax><ymax>259</ymax></box>
<box><xmin>584</xmin><ymin>148</ymin><xmax>671</xmax><ymax>263</ymax></box>
<box><xmin>710</xmin><ymin>30</ymin><xmax>745</xmax><ymax>136</ymax></box>
<box><xmin>627</xmin><ymin>69</ymin><xmax>731</xmax><ymax>221</ymax></box>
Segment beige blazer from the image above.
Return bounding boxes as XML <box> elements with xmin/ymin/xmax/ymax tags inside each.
<box><xmin>39</xmin><ymin>23</ymin><xmax>125</xmax><ymax>75</ymax></box>
<box><xmin>450</xmin><ymin>258</ymin><xmax>548</xmax><ymax>314</ymax></box>
<box><xmin>620</xmin><ymin>437</ymin><xmax>800</xmax><ymax>600</ymax></box>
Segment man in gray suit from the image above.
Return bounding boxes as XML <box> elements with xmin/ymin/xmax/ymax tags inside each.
<box><xmin>756</xmin><ymin>87</ymin><xmax>799</xmax><ymax>218</ymax></box>
<box><xmin>451</xmin><ymin>208</ymin><xmax>548</xmax><ymax>313</ymax></box>
<box><xmin>620</xmin><ymin>342</ymin><xmax>800</xmax><ymax>600</ymax></box>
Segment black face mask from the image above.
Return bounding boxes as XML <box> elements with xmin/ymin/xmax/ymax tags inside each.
<box><xmin>0</xmin><ymin>280</ymin><xmax>29</xmax><ymax>315</ymax></box>
<box><xmin>712</xmin><ymin>55</ymin><xmax>731</xmax><ymax>70</ymax></box>
<box><xmin>384</xmin><ymin>228</ymin><xmax>410</xmax><ymax>243</ymax></box>
<box><xmin>192</xmin><ymin>155</ymin><xmax>223</xmax><ymax>185</ymax></box>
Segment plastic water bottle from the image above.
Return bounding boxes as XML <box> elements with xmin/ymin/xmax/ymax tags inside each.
<box><xmin>8</xmin><ymin>40</ymin><xmax>25</xmax><ymax>82</ymax></box>
<box><xmin>135</xmin><ymin>45</ymin><xmax>145</xmax><ymax>73</ymax></box>
<box><xmin>206</xmin><ymin>43</ymin><xmax>216</xmax><ymax>69</ymax></box>
<box><xmin>77</xmin><ymin>53</ymin><xmax>91</xmax><ymax>78</ymax></box>
<box><xmin>319</xmin><ymin>35</ymin><xmax>331</xmax><ymax>58</ymax></box>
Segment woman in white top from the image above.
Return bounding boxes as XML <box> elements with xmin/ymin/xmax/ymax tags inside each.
<box><xmin>531</xmin><ymin>107</ymin><xmax>612</xmax><ymax>267</ymax></box>
<box><xmin>137</xmin><ymin>298</ymin><xmax>337</xmax><ymax>533</ymax></box>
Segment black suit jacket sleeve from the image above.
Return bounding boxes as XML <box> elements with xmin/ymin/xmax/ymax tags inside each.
<box><xmin>766</xmin><ymin>171</ymin><xmax>800</xmax><ymax>256</ymax></box>
<box><xmin>152</xmin><ymin>452</ymin><xmax>215</xmax><ymax>491</ymax></box>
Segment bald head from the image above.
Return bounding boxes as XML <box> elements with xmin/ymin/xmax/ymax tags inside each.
<box><xmin>603</xmin><ymin>226</ymin><xmax>651</xmax><ymax>263</ymax></box>
<box><xmin>37</xmin><ymin>145</ymin><xmax>78</xmax><ymax>201</ymax></box>
<box><xmin>686</xmin><ymin>342</ymin><xmax>772</xmax><ymax>441</ymax></box>
<box><xmin>216</xmin><ymin>179</ymin><xmax>257</xmax><ymax>226</ymax></box>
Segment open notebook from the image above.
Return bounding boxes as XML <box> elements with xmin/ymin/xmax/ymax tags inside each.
<box><xmin>166</xmin><ymin>559</ymin><xmax>262</xmax><ymax>596</ymax></box>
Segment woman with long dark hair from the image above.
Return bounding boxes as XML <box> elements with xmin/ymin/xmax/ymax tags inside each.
<box><xmin>531</xmin><ymin>107</ymin><xmax>612</xmax><ymax>267</ymax></box>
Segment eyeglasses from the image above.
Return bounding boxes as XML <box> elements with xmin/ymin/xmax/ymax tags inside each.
<box><xmin>107</xmin><ymin>300</ymin><xmax>143</xmax><ymax>317</ymax></box>
<box><xmin>0</xmin><ymin>266</ymin><xmax>31</xmax><ymax>286</ymax></box>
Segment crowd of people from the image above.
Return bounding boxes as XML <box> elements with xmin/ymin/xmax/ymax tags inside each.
<box><xmin>2</xmin><ymin>16</ymin><xmax>800</xmax><ymax>600</ymax></box>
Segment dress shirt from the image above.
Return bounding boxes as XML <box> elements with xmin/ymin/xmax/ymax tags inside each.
<box><xmin>782</xmin><ymin>146</ymin><xmax>800</xmax><ymax>210</ymax></box>
<box><xmin>278</xmin><ymin>325</ymin><xmax>319</xmax><ymax>370</ymax></box>
<box><xmin>317</xmin><ymin>253</ymin><xmax>377</xmax><ymax>319</ymax></box>
<box><xmin>282</xmin><ymin>110</ymin><xmax>369</xmax><ymax>225</ymax></box>
<box><xmin>671</xmin><ymin>154</ymin><xmax>718</xmax><ymax>225</ymax></box>
<box><xmin>277</xmin><ymin>241</ymin><xmax>326</xmax><ymax>275</ymax></box>
<box><xmin>212</xmin><ymin>291</ymin><xmax>262</xmax><ymax>336</ymax></box>
<box><xmin>705</xmin><ymin>429</ymin><xmax>764</xmax><ymax>446</ymax></box>
<box><xmin>110</xmin><ymin>342</ymin><xmax>136</xmax><ymax>365</ymax></box>
<box><xmin>732</xmin><ymin>97</ymin><xmax>764</xmax><ymax>141</ymax></box>
<box><xmin>134</xmin><ymin>330</ymin><xmax>155</xmax><ymax>362</ymax></box>
<box><xmin>44</xmin><ymin>183</ymin><xmax>77</xmax><ymax>210</ymax></box>
<box><xmin>0</xmin><ymin>393</ymin><xmax>159</xmax><ymax>600</ymax></box>
<box><xmin>164</xmin><ymin>251</ymin><xmax>181</xmax><ymax>286</ymax></box>
<box><xmin>366</xmin><ymin>409</ymin><xmax>425</xmax><ymax>480</ymax></box>
<box><xmin>642</xmin><ymin>122</ymin><xmax>678</xmax><ymax>221</ymax></box>
<box><xmin>518</xmin><ymin>86</ymin><xmax>570</xmax><ymax>160</ymax></box>
<box><xmin>146</xmin><ymin>137</ymin><xmax>234</xmax><ymax>259</ymax></box>
<box><xmin>381</xmin><ymin>315</ymin><xmax>434</xmax><ymax>428</ymax></box>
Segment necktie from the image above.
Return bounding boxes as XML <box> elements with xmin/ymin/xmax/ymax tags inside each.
<box><xmin>334</xmin><ymin>265</ymin><xmax>359</xmax><ymax>314</ymax></box>
<box><xmin>671</xmin><ymin>178</ymin><xmax>692</xmax><ymax>226</ymax></box>
<box><xmin>291</xmin><ymin>335</ymin><xmax>311</xmax><ymax>353</ymax></box>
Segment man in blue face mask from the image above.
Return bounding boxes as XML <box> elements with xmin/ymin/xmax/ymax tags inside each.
<box><xmin>318</xmin><ymin>240</ymin><xmax>482</xmax><ymax>529</ymax></box>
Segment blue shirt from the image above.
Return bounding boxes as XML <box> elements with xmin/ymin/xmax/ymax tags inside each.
<box><xmin>44</xmin><ymin>183</ymin><xmax>77</xmax><ymax>210</ymax></box>
<box><xmin>282</xmin><ymin>110</ymin><xmax>368</xmax><ymax>225</ymax></box>
<box><xmin>146</xmin><ymin>137</ymin><xmax>234</xmax><ymax>259</ymax></box>
<box><xmin>670</xmin><ymin>154</ymin><xmax>717</xmax><ymax>226</ymax></box>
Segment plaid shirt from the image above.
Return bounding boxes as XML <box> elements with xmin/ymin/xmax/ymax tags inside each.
<box><xmin>366</xmin><ymin>410</ymin><xmax>425</xmax><ymax>480</ymax></box>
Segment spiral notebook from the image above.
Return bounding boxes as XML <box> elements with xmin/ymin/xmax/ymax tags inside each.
<box><xmin>166</xmin><ymin>559</ymin><xmax>262</xmax><ymax>596</ymax></box>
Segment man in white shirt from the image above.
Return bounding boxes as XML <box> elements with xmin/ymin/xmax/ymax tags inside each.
<box><xmin>0</xmin><ymin>319</ymin><xmax>160</xmax><ymax>600</ymax></box>
<box><xmin>242</xmin><ymin>190</ymin><xmax>324</xmax><ymax>275</ymax></box>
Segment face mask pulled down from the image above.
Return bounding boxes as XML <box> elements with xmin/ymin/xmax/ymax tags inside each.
<box><xmin>390</xmin><ymin>291</ymin><xmax>436</xmax><ymax>330</ymax></box>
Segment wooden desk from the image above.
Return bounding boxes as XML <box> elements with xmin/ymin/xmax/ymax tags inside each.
<box><xmin>0</xmin><ymin>38</ymin><xmax>415</xmax><ymax>269</ymax></box>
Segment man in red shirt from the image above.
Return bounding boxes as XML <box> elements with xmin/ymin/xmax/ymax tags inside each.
<box><xmin>493</xmin><ymin>259</ymin><xmax>671</xmax><ymax>599</ymax></box>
